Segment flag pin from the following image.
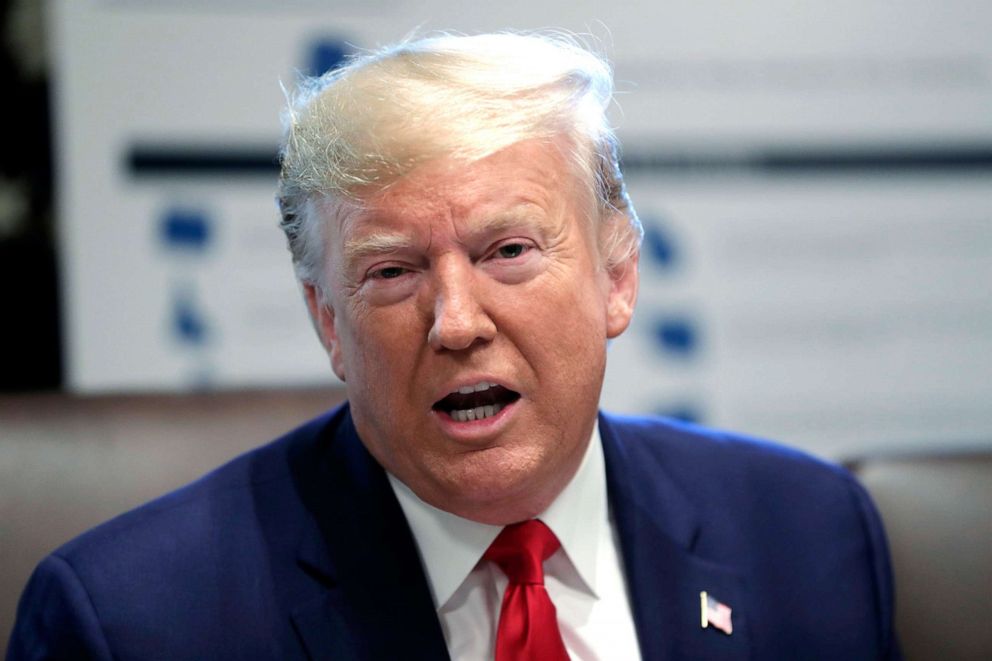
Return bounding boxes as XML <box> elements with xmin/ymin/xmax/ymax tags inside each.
<box><xmin>700</xmin><ymin>591</ymin><xmax>733</xmax><ymax>635</ymax></box>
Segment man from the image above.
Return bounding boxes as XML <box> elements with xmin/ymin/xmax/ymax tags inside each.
<box><xmin>9</xmin><ymin>32</ymin><xmax>899</xmax><ymax>660</ymax></box>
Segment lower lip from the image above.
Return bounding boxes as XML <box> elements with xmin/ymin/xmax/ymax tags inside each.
<box><xmin>431</xmin><ymin>399</ymin><xmax>519</xmax><ymax>442</ymax></box>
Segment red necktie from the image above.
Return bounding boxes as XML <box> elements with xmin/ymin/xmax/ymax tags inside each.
<box><xmin>484</xmin><ymin>519</ymin><xmax>570</xmax><ymax>661</ymax></box>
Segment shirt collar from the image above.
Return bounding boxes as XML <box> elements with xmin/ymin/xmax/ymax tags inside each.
<box><xmin>388</xmin><ymin>421</ymin><xmax>607</xmax><ymax>609</ymax></box>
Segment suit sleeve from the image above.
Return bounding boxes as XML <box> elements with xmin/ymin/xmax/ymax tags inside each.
<box><xmin>845</xmin><ymin>474</ymin><xmax>903</xmax><ymax>661</ymax></box>
<box><xmin>6</xmin><ymin>554</ymin><xmax>113</xmax><ymax>661</ymax></box>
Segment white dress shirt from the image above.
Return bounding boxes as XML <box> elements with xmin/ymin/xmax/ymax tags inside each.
<box><xmin>388</xmin><ymin>422</ymin><xmax>642</xmax><ymax>661</ymax></box>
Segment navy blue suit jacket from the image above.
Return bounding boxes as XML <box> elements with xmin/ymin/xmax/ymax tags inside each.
<box><xmin>9</xmin><ymin>404</ymin><xmax>899</xmax><ymax>659</ymax></box>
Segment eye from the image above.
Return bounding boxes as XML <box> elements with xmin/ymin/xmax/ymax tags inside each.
<box><xmin>372</xmin><ymin>266</ymin><xmax>407</xmax><ymax>279</ymax></box>
<box><xmin>494</xmin><ymin>242</ymin><xmax>527</xmax><ymax>259</ymax></box>
<box><xmin>480</xmin><ymin>238</ymin><xmax>540</xmax><ymax>284</ymax></box>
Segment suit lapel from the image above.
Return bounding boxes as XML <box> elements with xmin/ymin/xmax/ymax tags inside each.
<box><xmin>289</xmin><ymin>406</ymin><xmax>450</xmax><ymax>661</ymax></box>
<box><xmin>600</xmin><ymin>414</ymin><xmax>752</xmax><ymax>661</ymax></box>
<box><xmin>285</xmin><ymin>406</ymin><xmax>752</xmax><ymax>660</ymax></box>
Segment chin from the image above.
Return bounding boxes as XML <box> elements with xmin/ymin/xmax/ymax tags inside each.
<box><xmin>421</xmin><ymin>448</ymin><xmax>561</xmax><ymax>524</ymax></box>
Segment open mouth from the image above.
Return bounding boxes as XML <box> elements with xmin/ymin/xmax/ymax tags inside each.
<box><xmin>432</xmin><ymin>382</ymin><xmax>521</xmax><ymax>422</ymax></box>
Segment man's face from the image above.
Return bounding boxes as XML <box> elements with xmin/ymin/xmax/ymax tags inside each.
<box><xmin>306</xmin><ymin>139</ymin><xmax>638</xmax><ymax>524</ymax></box>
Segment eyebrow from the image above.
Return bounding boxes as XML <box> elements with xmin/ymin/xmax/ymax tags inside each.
<box><xmin>342</xmin><ymin>205</ymin><xmax>546</xmax><ymax>264</ymax></box>
<box><xmin>343</xmin><ymin>232</ymin><xmax>415</xmax><ymax>264</ymax></box>
<box><xmin>476</xmin><ymin>208</ymin><xmax>544</xmax><ymax>235</ymax></box>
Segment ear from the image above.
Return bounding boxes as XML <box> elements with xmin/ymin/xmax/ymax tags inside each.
<box><xmin>605</xmin><ymin>250</ymin><xmax>639</xmax><ymax>339</ymax></box>
<box><xmin>303</xmin><ymin>282</ymin><xmax>347</xmax><ymax>381</ymax></box>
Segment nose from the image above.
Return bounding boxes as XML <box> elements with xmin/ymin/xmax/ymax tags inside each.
<box><xmin>427</xmin><ymin>259</ymin><xmax>497</xmax><ymax>351</ymax></box>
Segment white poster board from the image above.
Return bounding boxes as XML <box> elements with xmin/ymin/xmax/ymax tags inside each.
<box><xmin>51</xmin><ymin>0</ymin><xmax>992</xmax><ymax>457</ymax></box>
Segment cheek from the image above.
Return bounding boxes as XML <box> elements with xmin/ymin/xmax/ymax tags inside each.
<box><xmin>531</xmin><ymin>260</ymin><xmax>610</xmax><ymax>329</ymax></box>
<box><xmin>341</xmin><ymin>303</ymin><xmax>424</xmax><ymax>394</ymax></box>
<box><xmin>508</xmin><ymin>270</ymin><xmax>609</xmax><ymax>371</ymax></box>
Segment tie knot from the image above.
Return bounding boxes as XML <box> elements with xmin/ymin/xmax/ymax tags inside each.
<box><xmin>484</xmin><ymin>519</ymin><xmax>561</xmax><ymax>585</ymax></box>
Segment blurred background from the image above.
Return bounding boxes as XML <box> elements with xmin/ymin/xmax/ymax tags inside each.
<box><xmin>1</xmin><ymin>1</ymin><xmax>989</xmax><ymax>658</ymax></box>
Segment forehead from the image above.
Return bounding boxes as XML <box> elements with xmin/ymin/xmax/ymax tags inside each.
<box><xmin>340</xmin><ymin>140</ymin><xmax>585</xmax><ymax>233</ymax></box>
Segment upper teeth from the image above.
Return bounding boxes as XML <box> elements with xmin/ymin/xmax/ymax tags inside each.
<box><xmin>456</xmin><ymin>381</ymin><xmax>496</xmax><ymax>395</ymax></box>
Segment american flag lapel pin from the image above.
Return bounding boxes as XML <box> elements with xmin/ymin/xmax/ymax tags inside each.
<box><xmin>700</xmin><ymin>591</ymin><xmax>733</xmax><ymax>635</ymax></box>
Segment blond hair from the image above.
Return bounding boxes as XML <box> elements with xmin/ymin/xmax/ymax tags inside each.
<box><xmin>277</xmin><ymin>31</ymin><xmax>641</xmax><ymax>285</ymax></box>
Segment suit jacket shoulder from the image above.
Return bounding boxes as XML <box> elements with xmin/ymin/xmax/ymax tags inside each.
<box><xmin>7</xmin><ymin>404</ymin><xmax>447</xmax><ymax>661</ymax></box>
<box><xmin>600</xmin><ymin>412</ymin><xmax>900</xmax><ymax>660</ymax></box>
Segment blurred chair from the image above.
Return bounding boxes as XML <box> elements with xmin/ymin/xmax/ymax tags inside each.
<box><xmin>0</xmin><ymin>388</ymin><xmax>344</xmax><ymax>652</ymax></box>
<box><xmin>848</xmin><ymin>449</ymin><xmax>992</xmax><ymax>661</ymax></box>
